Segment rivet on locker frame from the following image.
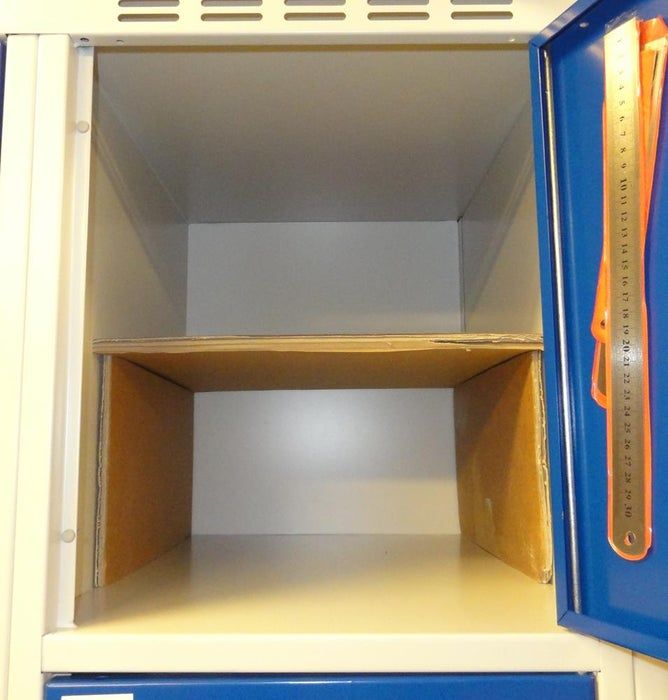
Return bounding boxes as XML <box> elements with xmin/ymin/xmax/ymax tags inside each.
<box><xmin>61</xmin><ymin>529</ymin><xmax>76</xmax><ymax>543</ymax></box>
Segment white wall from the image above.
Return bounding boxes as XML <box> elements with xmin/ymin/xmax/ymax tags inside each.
<box><xmin>192</xmin><ymin>389</ymin><xmax>458</xmax><ymax>535</ymax></box>
<box><xmin>460</xmin><ymin>103</ymin><xmax>542</xmax><ymax>335</ymax></box>
<box><xmin>187</xmin><ymin>221</ymin><xmax>460</xmax><ymax>336</ymax></box>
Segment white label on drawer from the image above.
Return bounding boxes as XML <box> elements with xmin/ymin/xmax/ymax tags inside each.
<box><xmin>62</xmin><ymin>695</ymin><xmax>133</xmax><ymax>699</ymax></box>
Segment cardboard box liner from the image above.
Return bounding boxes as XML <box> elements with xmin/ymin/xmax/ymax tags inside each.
<box><xmin>455</xmin><ymin>352</ymin><xmax>551</xmax><ymax>583</ymax></box>
<box><xmin>93</xmin><ymin>334</ymin><xmax>551</xmax><ymax>587</ymax></box>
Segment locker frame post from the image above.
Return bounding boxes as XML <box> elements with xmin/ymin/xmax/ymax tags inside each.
<box><xmin>4</xmin><ymin>36</ymin><xmax>93</xmax><ymax>700</ymax></box>
<box><xmin>0</xmin><ymin>34</ymin><xmax>39</xmax><ymax>700</ymax></box>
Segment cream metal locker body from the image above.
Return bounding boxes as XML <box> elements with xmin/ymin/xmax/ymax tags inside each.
<box><xmin>0</xmin><ymin>1</ymin><xmax>666</xmax><ymax>699</ymax></box>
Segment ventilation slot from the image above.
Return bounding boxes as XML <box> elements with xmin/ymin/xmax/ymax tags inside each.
<box><xmin>451</xmin><ymin>10</ymin><xmax>513</xmax><ymax>19</ymax></box>
<box><xmin>285</xmin><ymin>0</ymin><xmax>345</xmax><ymax>5</ymax></box>
<box><xmin>202</xmin><ymin>12</ymin><xmax>262</xmax><ymax>19</ymax></box>
<box><xmin>202</xmin><ymin>0</ymin><xmax>261</xmax><ymax>5</ymax></box>
<box><xmin>118</xmin><ymin>0</ymin><xmax>179</xmax><ymax>6</ymax></box>
<box><xmin>284</xmin><ymin>11</ymin><xmax>346</xmax><ymax>19</ymax></box>
<box><xmin>368</xmin><ymin>0</ymin><xmax>428</xmax><ymax>4</ymax></box>
<box><xmin>368</xmin><ymin>11</ymin><xmax>428</xmax><ymax>19</ymax></box>
<box><xmin>118</xmin><ymin>12</ymin><xmax>179</xmax><ymax>20</ymax></box>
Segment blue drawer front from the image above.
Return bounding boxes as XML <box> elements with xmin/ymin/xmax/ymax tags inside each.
<box><xmin>45</xmin><ymin>674</ymin><xmax>595</xmax><ymax>699</ymax></box>
<box><xmin>531</xmin><ymin>0</ymin><xmax>668</xmax><ymax>659</ymax></box>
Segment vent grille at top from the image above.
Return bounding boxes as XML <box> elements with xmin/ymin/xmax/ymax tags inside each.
<box><xmin>451</xmin><ymin>10</ymin><xmax>512</xmax><ymax>19</ymax></box>
<box><xmin>284</xmin><ymin>0</ymin><xmax>346</xmax><ymax>5</ymax></box>
<box><xmin>450</xmin><ymin>0</ymin><xmax>513</xmax><ymax>20</ymax></box>
<box><xmin>366</xmin><ymin>0</ymin><xmax>429</xmax><ymax>20</ymax></box>
<box><xmin>368</xmin><ymin>0</ymin><xmax>428</xmax><ymax>5</ymax></box>
<box><xmin>118</xmin><ymin>0</ymin><xmax>179</xmax><ymax>21</ymax></box>
<box><xmin>284</xmin><ymin>12</ymin><xmax>346</xmax><ymax>20</ymax></box>
<box><xmin>202</xmin><ymin>12</ymin><xmax>263</xmax><ymax>19</ymax></box>
<box><xmin>202</xmin><ymin>0</ymin><xmax>262</xmax><ymax>5</ymax></box>
<box><xmin>368</xmin><ymin>11</ymin><xmax>429</xmax><ymax>20</ymax></box>
<box><xmin>201</xmin><ymin>0</ymin><xmax>262</xmax><ymax>19</ymax></box>
<box><xmin>118</xmin><ymin>13</ymin><xmax>179</xmax><ymax>20</ymax></box>
<box><xmin>118</xmin><ymin>0</ymin><xmax>179</xmax><ymax>6</ymax></box>
<box><xmin>450</xmin><ymin>0</ymin><xmax>512</xmax><ymax>4</ymax></box>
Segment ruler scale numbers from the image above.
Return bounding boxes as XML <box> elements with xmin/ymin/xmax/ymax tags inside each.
<box><xmin>604</xmin><ymin>20</ymin><xmax>651</xmax><ymax>559</ymax></box>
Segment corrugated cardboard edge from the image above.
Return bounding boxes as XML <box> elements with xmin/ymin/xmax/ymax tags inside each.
<box><xmin>531</xmin><ymin>351</ymin><xmax>553</xmax><ymax>583</ymax></box>
<box><xmin>93</xmin><ymin>333</ymin><xmax>543</xmax><ymax>355</ymax></box>
<box><xmin>454</xmin><ymin>351</ymin><xmax>553</xmax><ymax>583</ymax></box>
<box><xmin>93</xmin><ymin>356</ymin><xmax>111</xmax><ymax>588</ymax></box>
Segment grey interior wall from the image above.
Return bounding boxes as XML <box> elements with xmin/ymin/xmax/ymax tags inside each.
<box><xmin>192</xmin><ymin>389</ymin><xmax>458</xmax><ymax>535</ymax></box>
<box><xmin>187</xmin><ymin>221</ymin><xmax>461</xmax><ymax>335</ymax></box>
<box><xmin>87</xmin><ymin>90</ymin><xmax>188</xmax><ymax>341</ymax></box>
<box><xmin>187</xmin><ymin>220</ymin><xmax>461</xmax><ymax>535</ymax></box>
<box><xmin>96</xmin><ymin>47</ymin><xmax>531</xmax><ymax>223</ymax></box>
<box><xmin>460</xmin><ymin>104</ymin><xmax>542</xmax><ymax>335</ymax></box>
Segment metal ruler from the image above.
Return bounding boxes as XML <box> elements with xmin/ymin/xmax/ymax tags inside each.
<box><xmin>604</xmin><ymin>18</ymin><xmax>652</xmax><ymax>560</ymax></box>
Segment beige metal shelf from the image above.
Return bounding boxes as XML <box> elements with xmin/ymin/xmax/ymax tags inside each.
<box><xmin>42</xmin><ymin>535</ymin><xmax>598</xmax><ymax>673</ymax></box>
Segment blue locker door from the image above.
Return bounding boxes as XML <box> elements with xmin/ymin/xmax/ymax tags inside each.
<box><xmin>45</xmin><ymin>673</ymin><xmax>596</xmax><ymax>699</ymax></box>
<box><xmin>532</xmin><ymin>0</ymin><xmax>668</xmax><ymax>659</ymax></box>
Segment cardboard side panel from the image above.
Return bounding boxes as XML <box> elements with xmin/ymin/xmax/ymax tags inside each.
<box><xmin>454</xmin><ymin>351</ymin><xmax>552</xmax><ymax>583</ymax></box>
<box><xmin>96</xmin><ymin>357</ymin><xmax>193</xmax><ymax>587</ymax></box>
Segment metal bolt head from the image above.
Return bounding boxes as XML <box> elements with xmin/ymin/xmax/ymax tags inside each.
<box><xmin>61</xmin><ymin>529</ymin><xmax>76</xmax><ymax>543</ymax></box>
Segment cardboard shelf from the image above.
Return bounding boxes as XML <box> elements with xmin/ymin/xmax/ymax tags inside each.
<box><xmin>92</xmin><ymin>333</ymin><xmax>542</xmax><ymax>391</ymax></box>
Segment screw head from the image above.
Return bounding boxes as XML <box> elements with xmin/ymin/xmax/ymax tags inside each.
<box><xmin>61</xmin><ymin>529</ymin><xmax>76</xmax><ymax>543</ymax></box>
